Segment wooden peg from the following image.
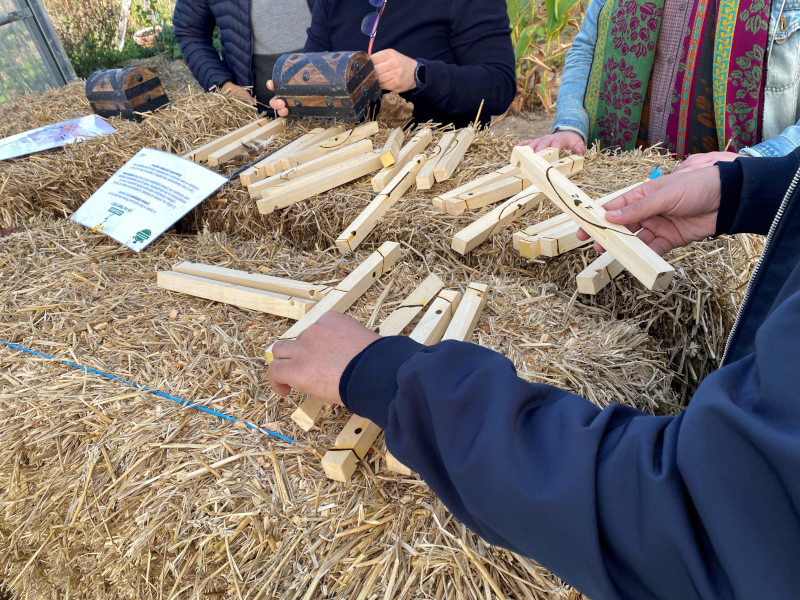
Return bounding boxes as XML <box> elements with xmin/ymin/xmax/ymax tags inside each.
<box><xmin>322</xmin><ymin>416</ymin><xmax>382</xmax><ymax>482</ymax></box>
<box><xmin>239</xmin><ymin>127</ymin><xmax>326</xmax><ymax>186</ymax></box>
<box><xmin>265</xmin><ymin>241</ymin><xmax>401</xmax><ymax>362</ymax></box>
<box><xmin>416</xmin><ymin>131</ymin><xmax>457</xmax><ymax>189</ymax></box>
<box><xmin>442</xmin><ymin>282</ymin><xmax>489</xmax><ymax>342</ymax></box>
<box><xmin>291</xmin><ymin>396</ymin><xmax>328</xmax><ymax>431</ymax></box>
<box><xmin>379</xmin><ymin>128</ymin><xmax>405</xmax><ymax>167</ymax></box>
<box><xmin>335</xmin><ymin>154</ymin><xmax>426</xmax><ymax>253</ymax></box>
<box><xmin>279</xmin><ymin>122</ymin><xmax>376</xmax><ymax>169</ymax></box>
<box><xmin>576</xmin><ymin>252</ymin><xmax>625</xmax><ymax>294</ymax></box>
<box><xmin>517</xmin><ymin>148</ymin><xmax>674</xmax><ymax>290</ymax></box>
<box><xmin>184</xmin><ymin>118</ymin><xmax>271</xmax><ymax>162</ymax></box>
<box><xmin>433</xmin><ymin>127</ymin><xmax>476</xmax><ymax>183</ymax></box>
<box><xmin>172</xmin><ymin>262</ymin><xmax>330</xmax><ymax>301</ymax></box>
<box><xmin>373</xmin><ymin>274</ymin><xmax>445</xmax><ymax>336</ymax></box>
<box><xmin>247</xmin><ymin>139</ymin><xmax>373</xmax><ymax>197</ymax></box>
<box><xmin>157</xmin><ymin>272</ymin><xmax>315</xmax><ymax>320</ymax></box>
<box><xmin>257</xmin><ymin>152</ymin><xmax>385</xmax><ymax>214</ymax></box>
<box><xmin>371</xmin><ymin>128</ymin><xmax>433</xmax><ymax>192</ymax></box>
<box><xmin>207</xmin><ymin>118</ymin><xmax>287</xmax><ymax>166</ymax></box>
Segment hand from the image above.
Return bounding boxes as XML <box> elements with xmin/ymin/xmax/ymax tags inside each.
<box><xmin>268</xmin><ymin>312</ymin><xmax>380</xmax><ymax>403</ymax></box>
<box><xmin>266</xmin><ymin>80</ymin><xmax>289</xmax><ymax>117</ymax></box>
<box><xmin>674</xmin><ymin>151</ymin><xmax>748</xmax><ymax>173</ymax></box>
<box><xmin>221</xmin><ymin>81</ymin><xmax>255</xmax><ymax>104</ymax></box>
<box><xmin>371</xmin><ymin>49</ymin><xmax>418</xmax><ymax>93</ymax></box>
<box><xmin>518</xmin><ymin>131</ymin><xmax>586</xmax><ymax>154</ymax></box>
<box><xmin>576</xmin><ymin>167</ymin><xmax>722</xmax><ymax>256</ymax></box>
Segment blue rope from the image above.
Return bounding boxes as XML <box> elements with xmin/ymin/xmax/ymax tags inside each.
<box><xmin>0</xmin><ymin>340</ymin><xmax>296</xmax><ymax>444</ymax></box>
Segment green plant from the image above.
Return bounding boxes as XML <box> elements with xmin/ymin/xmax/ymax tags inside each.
<box><xmin>507</xmin><ymin>0</ymin><xmax>584</xmax><ymax>112</ymax></box>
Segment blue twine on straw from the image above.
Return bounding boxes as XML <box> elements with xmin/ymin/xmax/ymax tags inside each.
<box><xmin>0</xmin><ymin>340</ymin><xmax>296</xmax><ymax>444</ymax></box>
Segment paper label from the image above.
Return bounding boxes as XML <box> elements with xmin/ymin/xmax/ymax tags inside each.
<box><xmin>71</xmin><ymin>148</ymin><xmax>228</xmax><ymax>251</ymax></box>
<box><xmin>0</xmin><ymin>115</ymin><xmax>116</xmax><ymax>161</ymax></box>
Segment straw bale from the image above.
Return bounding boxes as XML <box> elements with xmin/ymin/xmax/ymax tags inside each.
<box><xmin>0</xmin><ymin>87</ymin><xmax>763</xmax><ymax>599</ymax></box>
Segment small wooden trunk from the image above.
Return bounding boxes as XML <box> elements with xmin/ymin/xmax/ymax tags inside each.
<box><xmin>272</xmin><ymin>51</ymin><xmax>382</xmax><ymax>121</ymax></box>
<box><xmin>85</xmin><ymin>67</ymin><xmax>169</xmax><ymax>122</ymax></box>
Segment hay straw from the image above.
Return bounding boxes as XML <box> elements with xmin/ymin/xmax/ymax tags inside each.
<box><xmin>0</xmin><ymin>85</ymin><xmax>762</xmax><ymax>599</ymax></box>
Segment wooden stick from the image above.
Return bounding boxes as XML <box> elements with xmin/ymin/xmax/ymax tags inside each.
<box><xmin>291</xmin><ymin>395</ymin><xmax>328</xmax><ymax>431</ymax></box>
<box><xmin>247</xmin><ymin>139</ymin><xmax>373</xmax><ymax>197</ymax></box>
<box><xmin>257</xmin><ymin>153</ymin><xmax>385</xmax><ymax>214</ymax></box>
<box><xmin>433</xmin><ymin>127</ymin><xmax>476</xmax><ymax>183</ymax></box>
<box><xmin>512</xmin><ymin>214</ymin><xmax>572</xmax><ymax>251</ymax></box>
<box><xmin>517</xmin><ymin>148</ymin><xmax>675</xmax><ymax>290</ymax></box>
<box><xmin>416</xmin><ymin>131</ymin><xmax>457</xmax><ymax>190</ymax></box>
<box><xmin>373</xmin><ymin>274</ymin><xmax>444</xmax><ymax>336</ymax></box>
<box><xmin>371</xmin><ymin>128</ymin><xmax>433</xmax><ymax>192</ymax></box>
<box><xmin>172</xmin><ymin>262</ymin><xmax>330</xmax><ymax>301</ymax></box>
<box><xmin>379</xmin><ymin>128</ymin><xmax>405</xmax><ymax>167</ymax></box>
<box><xmin>239</xmin><ymin>127</ymin><xmax>325</xmax><ymax>186</ymax></box>
<box><xmin>322</xmin><ymin>279</ymin><xmax>450</xmax><ymax>481</ymax></box>
<box><xmin>520</xmin><ymin>221</ymin><xmax>585</xmax><ymax>258</ymax></box>
<box><xmin>207</xmin><ymin>119</ymin><xmax>287</xmax><ymax>166</ymax></box>
<box><xmin>253</xmin><ymin>150</ymin><xmax>377</xmax><ymax>200</ymax></box>
<box><xmin>280</xmin><ymin>122</ymin><xmax>378</xmax><ymax>170</ymax></box>
<box><xmin>157</xmin><ymin>272</ymin><xmax>316</xmax><ymax>320</ymax></box>
<box><xmin>184</xmin><ymin>118</ymin><xmax>271</xmax><ymax>162</ymax></box>
<box><xmin>576</xmin><ymin>252</ymin><xmax>625</xmax><ymax>294</ymax></box>
<box><xmin>322</xmin><ymin>416</ymin><xmax>382</xmax><ymax>482</ymax></box>
<box><xmin>444</xmin><ymin>177</ymin><xmax>523</xmax><ymax>216</ymax></box>
<box><xmin>335</xmin><ymin>155</ymin><xmax>427</xmax><ymax>253</ymax></box>
<box><xmin>384</xmin><ymin>288</ymin><xmax>466</xmax><ymax>476</ymax></box>
<box><xmin>442</xmin><ymin>282</ymin><xmax>489</xmax><ymax>342</ymax></box>
<box><xmin>452</xmin><ymin>189</ymin><xmax>545</xmax><ymax>255</ymax></box>
<box><xmin>265</xmin><ymin>241</ymin><xmax>401</xmax><ymax>361</ymax></box>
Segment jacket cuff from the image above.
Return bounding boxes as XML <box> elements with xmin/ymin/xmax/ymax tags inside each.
<box><xmin>715</xmin><ymin>160</ymin><xmax>744</xmax><ymax>235</ymax></box>
<box><xmin>551</xmin><ymin>109</ymin><xmax>589</xmax><ymax>143</ymax></box>
<box><xmin>339</xmin><ymin>336</ymin><xmax>426</xmax><ymax>429</ymax></box>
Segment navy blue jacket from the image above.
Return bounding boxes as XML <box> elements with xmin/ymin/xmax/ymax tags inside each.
<box><xmin>172</xmin><ymin>0</ymin><xmax>314</xmax><ymax>91</ymax></box>
<box><xmin>305</xmin><ymin>0</ymin><xmax>516</xmax><ymax>127</ymax></box>
<box><xmin>341</xmin><ymin>150</ymin><xmax>800</xmax><ymax>600</ymax></box>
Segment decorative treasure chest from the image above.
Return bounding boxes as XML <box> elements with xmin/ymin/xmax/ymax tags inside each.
<box><xmin>272</xmin><ymin>51</ymin><xmax>382</xmax><ymax>121</ymax></box>
<box><xmin>85</xmin><ymin>67</ymin><xmax>169</xmax><ymax>122</ymax></box>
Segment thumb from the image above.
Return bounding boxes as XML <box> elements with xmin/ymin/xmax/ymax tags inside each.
<box><xmin>267</xmin><ymin>80</ymin><xmax>274</xmax><ymax>90</ymax></box>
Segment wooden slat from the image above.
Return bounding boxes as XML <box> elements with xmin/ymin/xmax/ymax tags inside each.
<box><xmin>444</xmin><ymin>177</ymin><xmax>523</xmax><ymax>216</ymax></box>
<box><xmin>520</xmin><ymin>221</ymin><xmax>584</xmax><ymax>258</ymax></box>
<box><xmin>433</xmin><ymin>127</ymin><xmax>476</xmax><ymax>183</ymax></box>
<box><xmin>512</xmin><ymin>214</ymin><xmax>572</xmax><ymax>251</ymax></box>
<box><xmin>207</xmin><ymin>119</ymin><xmax>287</xmax><ymax>166</ymax></box>
<box><xmin>416</xmin><ymin>131</ymin><xmax>456</xmax><ymax>190</ymax></box>
<box><xmin>265</xmin><ymin>241</ymin><xmax>401</xmax><ymax>361</ymax></box>
<box><xmin>247</xmin><ymin>139</ymin><xmax>373</xmax><ymax>197</ymax></box>
<box><xmin>442</xmin><ymin>282</ymin><xmax>489</xmax><ymax>342</ymax></box>
<box><xmin>325</xmin><ymin>284</ymin><xmax>458</xmax><ymax>481</ymax></box>
<box><xmin>576</xmin><ymin>252</ymin><xmax>625</xmax><ymax>294</ymax></box>
<box><xmin>384</xmin><ymin>288</ymin><xmax>466</xmax><ymax>476</ymax></box>
<box><xmin>373</xmin><ymin>274</ymin><xmax>445</xmax><ymax>336</ymax></box>
<box><xmin>379</xmin><ymin>128</ymin><xmax>405</xmax><ymax>167</ymax></box>
<box><xmin>517</xmin><ymin>148</ymin><xmax>675</xmax><ymax>290</ymax></box>
<box><xmin>279</xmin><ymin>122</ymin><xmax>377</xmax><ymax>170</ymax></box>
<box><xmin>172</xmin><ymin>262</ymin><xmax>330</xmax><ymax>301</ymax></box>
<box><xmin>157</xmin><ymin>272</ymin><xmax>315</xmax><ymax>320</ymax></box>
<box><xmin>371</xmin><ymin>128</ymin><xmax>433</xmax><ymax>192</ymax></box>
<box><xmin>184</xmin><ymin>118</ymin><xmax>271</xmax><ymax>162</ymax></box>
<box><xmin>257</xmin><ymin>153</ymin><xmax>385</xmax><ymax>214</ymax></box>
<box><xmin>335</xmin><ymin>155</ymin><xmax>426</xmax><ymax>253</ymax></box>
<box><xmin>291</xmin><ymin>396</ymin><xmax>327</xmax><ymax>432</ymax></box>
<box><xmin>239</xmin><ymin>127</ymin><xmax>325</xmax><ymax>186</ymax></box>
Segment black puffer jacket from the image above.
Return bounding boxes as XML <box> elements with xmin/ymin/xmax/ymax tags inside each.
<box><xmin>172</xmin><ymin>0</ymin><xmax>314</xmax><ymax>92</ymax></box>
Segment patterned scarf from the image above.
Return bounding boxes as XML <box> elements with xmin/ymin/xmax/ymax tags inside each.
<box><xmin>585</xmin><ymin>0</ymin><xmax>771</xmax><ymax>157</ymax></box>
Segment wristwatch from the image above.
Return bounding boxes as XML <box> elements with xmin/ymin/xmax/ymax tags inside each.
<box><xmin>414</xmin><ymin>60</ymin><xmax>426</xmax><ymax>89</ymax></box>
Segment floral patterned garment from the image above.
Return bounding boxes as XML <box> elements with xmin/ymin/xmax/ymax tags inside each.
<box><xmin>585</xmin><ymin>0</ymin><xmax>771</xmax><ymax>156</ymax></box>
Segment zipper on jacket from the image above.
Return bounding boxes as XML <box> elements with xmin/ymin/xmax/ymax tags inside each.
<box><xmin>721</xmin><ymin>162</ymin><xmax>800</xmax><ymax>365</ymax></box>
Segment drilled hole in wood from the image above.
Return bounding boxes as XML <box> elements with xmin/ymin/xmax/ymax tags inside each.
<box><xmin>435</xmin><ymin>310</ymin><xmax>442</xmax><ymax>314</ymax></box>
<box><xmin>354</xmin><ymin>428</ymin><xmax>363</xmax><ymax>434</ymax></box>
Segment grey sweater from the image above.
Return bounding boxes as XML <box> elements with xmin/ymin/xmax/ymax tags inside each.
<box><xmin>251</xmin><ymin>0</ymin><xmax>311</xmax><ymax>55</ymax></box>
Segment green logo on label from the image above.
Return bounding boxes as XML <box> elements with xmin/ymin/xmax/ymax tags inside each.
<box><xmin>134</xmin><ymin>229</ymin><xmax>151</xmax><ymax>243</ymax></box>
<box><xmin>109</xmin><ymin>207</ymin><xmax>124</xmax><ymax>216</ymax></box>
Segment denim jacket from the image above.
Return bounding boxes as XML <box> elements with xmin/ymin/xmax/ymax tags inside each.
<box><xmin>553</xmin><ymin>0</ymin><xmax>800</xmax><ymax>157</ymax></box>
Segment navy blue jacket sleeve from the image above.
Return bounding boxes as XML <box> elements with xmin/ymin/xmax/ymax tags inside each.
<box><xmin>715</xmin><ymin>149</ymin><xmax>800</xmax><ymax>235</ymax></box>
<box><xmin>173</xmin><ymin>0</ymin><xmax>234</xmax><ymax>91</ymax></box>
<box><xmin>304</xmin><ymin>0</ymin><xmax>332</xmax><ymax>52</ymax></box>
<box><xmin>406</xmin><ymin>0</ymin><xmax>516</xmax><ymax>118</ymax></box>
<box><xmin>341</xmin><ymin>321</ymin><xmax>800</xmax><ymax>599</ymax></box>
